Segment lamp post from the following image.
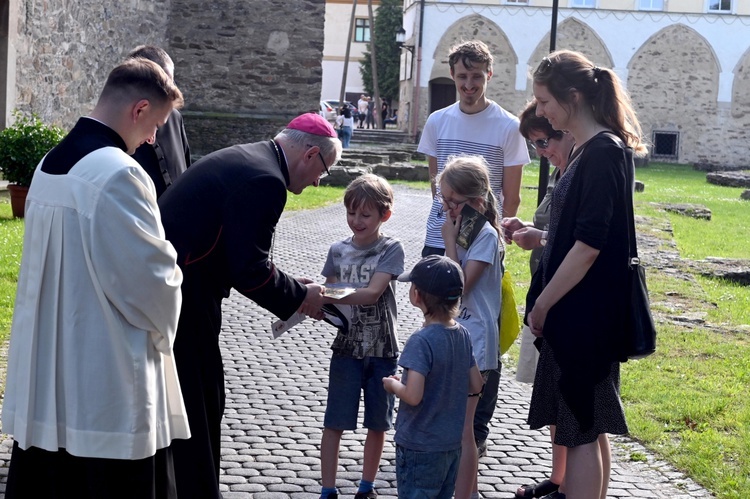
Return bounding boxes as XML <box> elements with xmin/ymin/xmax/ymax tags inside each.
<box><xmin>395</xmin><ymin>27</ymin><xmax>414</xmax><ymax>53</ymax></box>
<box><xmin>537</xmin><ymin>0</ymin><xmax>559</xmax><ymax>205</ymax></box>
<box><xmin>396</xmin><ymin>27</ymin><xmax>415</xmax><ymax>136</ymax></box>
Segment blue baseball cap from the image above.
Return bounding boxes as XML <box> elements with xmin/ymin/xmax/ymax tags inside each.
<box><xmin>398</xmin><ymin>255</ymin><xmax>464</xmax><ymax>300</ymax></box>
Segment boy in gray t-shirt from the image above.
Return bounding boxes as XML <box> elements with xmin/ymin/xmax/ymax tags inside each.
<box><xmin>384</xmin><ymin>256</ymin><xmax>484</xmax><ymax>498</ymax></box>
<box><xmin>318</xmin><ymin>174</ymin><xmax>405</xmax><ymax>499</ymax></box>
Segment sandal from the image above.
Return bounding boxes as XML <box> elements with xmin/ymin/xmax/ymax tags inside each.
<box><xmin>515</xmin><ymin>479</ymin><xmax>560</xmax><ymax>499</ymax></box>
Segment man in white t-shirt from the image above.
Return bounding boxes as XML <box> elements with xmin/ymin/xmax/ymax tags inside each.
<box><xmin>417</xmin><ymin>40</ymin><xmax>530</xmax><ymax>470</ymax></box>
<box><xmin>418</xmin><ymin>40</ymin><xmax>530</xmax><ymax>257</ymax></box>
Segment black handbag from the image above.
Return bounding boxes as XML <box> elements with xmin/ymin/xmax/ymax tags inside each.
<box><xmin>615</xmin><ymin>134</ymin><xmax>657</xmax><ymax>360</ymax></box>
<box><xmin>627</xmin><ymin>256</ymin><xmax>656</xmax><ymax>359</ymax></box>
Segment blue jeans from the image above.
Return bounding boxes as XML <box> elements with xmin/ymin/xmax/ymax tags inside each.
<box><xmin>341</xmin><ymin>126</ymin><xmax>353</xmax><ymax>148</ymax></box>
<box><xmin>324</xmin><ymin>355</ymin><xmax>397</xmax><ymax>431</ymax></box>
<box><xmin>396</xmin><ymin>445</ymin><xmax>461</xmax><ymax>499</ymax></box>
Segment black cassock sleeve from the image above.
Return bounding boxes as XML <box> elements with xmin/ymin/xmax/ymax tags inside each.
<box><xmin>222</xmin><ymin>172</ymin><xmax>307</xmax><ymax>320</ymax></box>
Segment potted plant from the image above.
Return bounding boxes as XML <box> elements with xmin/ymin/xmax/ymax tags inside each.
<box><xmin>0</xmin><ymin>111</ymin><xmax>65</xmax><ymax>217</ymax></box>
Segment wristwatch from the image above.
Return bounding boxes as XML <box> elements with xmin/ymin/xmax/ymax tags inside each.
<box><xmin>540</xmin><ymin>230</ymin><xmax>548</xmax><ymax>246</ymax></box>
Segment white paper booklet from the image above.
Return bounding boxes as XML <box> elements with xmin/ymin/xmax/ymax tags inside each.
<box><xmin>324</xmin><ymin>287</ymin><xmax>357</xmax><ymax>299</ymax></box>
<box><xmin>270</xmin><ymin>312</ymin><xmax>307</xmax><ymax>339</ymax></box>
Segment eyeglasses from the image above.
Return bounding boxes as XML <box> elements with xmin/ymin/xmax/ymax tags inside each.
<box><xmin>307</xmin><ymin>144</ymin><xmax>330</xmax><ymax>178</ymax></box>
<box><xmin>317</xmin><ymin>151</ymin><xmax>330</xmax><ymax>177</ymax></box>
<box><xmin>437</xmin><ymin>193</ymin><xmax>469</xmax><ymax>210</ymax></box>
<box><xmin>531</xmin><ymin>137</ymin><xmax>552</xmax><ymax>150</ymax></box>
<box><xmin>530</xmin><ymin>131</ymin><xmax>564</xmax><ymax>151</ymax></box>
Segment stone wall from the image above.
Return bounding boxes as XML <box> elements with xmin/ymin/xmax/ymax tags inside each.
<box><xmin>428</xmin><ymin>14</ymin><xmax>520</xmax><ymax>114</ymax></box>
<box><xmin>14</xmin><ymin>0</ymin><xmax>170</xmax><ymax>129</ymax></box>
<box><xmin>11</xmin><ymin>0</ymin><xmax>326</xmax><ymax>155</ymax></box>
<box><xmin>182</xmin><ymin>112</ymin><xmax>288</xmax><ymax>158</ymax></box>
<box><xmin>169</xmin><ymin>0</ymin><xmax>325</xmax><ymax>154</ymax></box>
<box><xmin>414</xmin><ymin>15</ymin><xmax>623</xmax><ymax>136</ymax></box>
<box><xmin>628</xmin><ymin>25</ymin><xmax>727</xmax><ymax>166</ymax></box>
<box><xmin>405</xmin><ymin>8</ymin><xmax>750</xmax><ymax>168</ymax></box>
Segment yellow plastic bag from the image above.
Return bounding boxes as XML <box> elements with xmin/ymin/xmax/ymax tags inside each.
<box><xmin>499</xmin><ymin>271</ymin><xmax>520</xmax><ymax>354</ymax></box>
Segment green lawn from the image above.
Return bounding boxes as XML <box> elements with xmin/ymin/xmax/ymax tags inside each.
<box><xmin>634</xmin><ymin>163</ymin><xmax>750</xmax><ymax>259</ymax></box>
<box><xmin>624</xmin><ymin>164</ymin><xmax>749</xmax><ymax>499</ymax></box>
<box><xmin>0</xmin><ymin>196</ymin><xmax>24</xmax><ymax>342</ymax></box>
<box><xmin>507</xmin><ymin>161</ymin><xmax>750</xmax><ymax>499</ymax></box>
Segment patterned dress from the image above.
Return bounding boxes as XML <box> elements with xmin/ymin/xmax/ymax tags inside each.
<box><xmin>527</xmin><ymin>147</ymin><xmax>629</xmax><ymax>447</ymax></box>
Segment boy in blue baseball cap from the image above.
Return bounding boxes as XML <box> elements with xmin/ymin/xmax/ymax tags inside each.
<box><xmin>384</xmin><ymin>255</ymin><xmax>484</xmax><ymax>498</ymax></box>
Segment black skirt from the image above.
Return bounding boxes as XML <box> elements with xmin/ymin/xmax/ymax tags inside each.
<box><xmin>528</xmin><ymin>341</ymin><xmax>628</xmax><ymax>447</ymax></box>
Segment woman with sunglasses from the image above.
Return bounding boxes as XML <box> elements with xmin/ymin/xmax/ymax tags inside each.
<box><xmin>521</xmin><ymin>50</ymin><xmax>645</xmax><ymax>499</ymax></box>
<box><xmin>501</xmin><ymin>100</ymin><xmax>575</xmax><ymax>499</ymax></box>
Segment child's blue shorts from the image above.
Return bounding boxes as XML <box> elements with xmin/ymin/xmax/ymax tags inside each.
<box><xmin>324</xmin><ymin>354</ymin><xmax>398</xmax><ymax>431</ymax></box>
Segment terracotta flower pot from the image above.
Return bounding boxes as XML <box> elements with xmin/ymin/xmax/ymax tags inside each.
<box><xmin>8</xmin><ymin>184</ymin><xmax>29</xmax><ymax>218</ymax></box>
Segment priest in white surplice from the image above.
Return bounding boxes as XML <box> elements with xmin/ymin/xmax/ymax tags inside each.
<box><xmin>1</xmin><ymin>58</ymin><xmax>190</xmax><ymax>499</ymax></box>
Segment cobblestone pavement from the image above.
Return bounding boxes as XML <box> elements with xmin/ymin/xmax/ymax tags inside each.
<box><xmin>0</xmin><ymin>185</ymin><xmax>714</xmax><ymax>498</ymax></box>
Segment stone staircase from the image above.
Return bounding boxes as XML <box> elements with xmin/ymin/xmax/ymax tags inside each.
<box><xmin>350</xmin><ymin>127</ymin><xmax>412</xmax><ymax>145</ymax></box>
<box><xmin>323</xmin><ymin>142</ymin><xmax>428</xmax><ymax>187</ymax></box>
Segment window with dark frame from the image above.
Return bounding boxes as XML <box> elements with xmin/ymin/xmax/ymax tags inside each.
<box><xmin>354</xmin><ymin>18</ymin><xmax>370</xmax><ymax>43</ymax></box>
<box><xmin>504</xmin><ymin>0</ymin><xmax>529</xmax><ymax>4</ymax></box>
<box><xmin>708</xmin><ymin>0</ymin><xmax>732</xmax><ymax>12</ymax></box>
<box><xmin>652</xmin><ymin>131</ymin><xmax>679</xmax><ymax>160</ymax></box>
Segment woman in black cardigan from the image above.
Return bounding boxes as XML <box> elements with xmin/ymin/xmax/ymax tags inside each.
<box><xmin>523</xmin><ymin>50</ymin><xmax>647</xmax><ymax>499</ymax></box>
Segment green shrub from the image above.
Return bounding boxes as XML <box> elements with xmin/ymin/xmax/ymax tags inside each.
<box><xmin>0</xmin><ymin>111</ymin><xmax>65</xmax><ymax>187</ymax></box>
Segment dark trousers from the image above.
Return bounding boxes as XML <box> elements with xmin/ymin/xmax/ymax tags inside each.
<box><xmin>6</xmin><ymin>442</ymin><xmax>177</xmax><ymax>499</ymax></box>
<box><xmin>473</xmin><ymin>363</ymin><xmax>502</xmax><ymax>443</ymax></box>
<box><xmin>171</xmin><ymin>297</ymin><xmax>226</xmax><ymax>499</ymax></box>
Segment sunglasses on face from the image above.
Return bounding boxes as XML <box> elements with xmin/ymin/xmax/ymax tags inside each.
<box><xmin>530</xmin><ymin>131</ymin><xmax>564</xmax><ymax>151</ymax></box>
<box><xmin>531</xmin><ymin>137</ymin><xmax>552</xmax><ymax>150</ymax></box>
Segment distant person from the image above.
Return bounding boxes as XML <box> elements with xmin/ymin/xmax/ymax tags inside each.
<box><xmin>358</xmin><ymin>94</ymin><xmax>368</xmax><ymax>128</ymax></box>
<box><xmin>335</xmin><ymin>108</ymin><xmax>345</xmax><ymax>141</ymax></box>
<box><xmin>438</xmin><ymin>154</ymin><xmax>504</xmax><ymax>497</ymax></box>
<box><xmin>2</xmin><ymin>58</ymin><xmax>188</xmax><ymax>498</ymax></box>
<box><xmin>524</xmin><ymin>50</ymin><xmax>646</xmax><ymax>499</ymax></box>
<box><xmin>318</xmin><ymin>174</ymin><xmax>405</xmax><ymax>499</ymax></box>
<box><xmin>381</xmin><ymin>100</ymin><xmax>388</xmax><ymax>129</ymax></box>
<box><xmin>336</xmin><ymin>106</ymin><xmax>354</xmax><ymax>148</ymax></box>
<box><xmin>418</xmin><ymin>40</ymin><xmax>529</xmax><ymax>258</ymax></box>
<box><xmin>129</xmin><ymin>45</ymin><xmax>191</xmax><ymax>198</ymax></box>
<box><xmin>501</xmin><ymin>100</ymin><xmax>575</xmax><ymax>499</ymax></box>
<box><xmin>384</xmin><ymin>255</ymin><xmax>484</xmax><ymax>499</ymax></box>
<box><xmin>366</xmin><ymin>96</ymin><xmax>375</xmax><ymax>129</ymax></box>
<box><xmin>158</xmin><ymin>113</ymin><xmax>340</xmax><ymax>498</ymax></box>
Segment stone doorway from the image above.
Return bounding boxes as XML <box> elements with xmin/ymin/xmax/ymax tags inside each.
<box><xmin>429</xmin><ymin>77</ymin><xmax>455</xmax><ymax>114</ymax></box>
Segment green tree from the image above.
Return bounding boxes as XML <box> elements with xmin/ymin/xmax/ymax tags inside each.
<box><xmin>359</xmin><ymin>0</ymin><xmax>402</xmax><ymax>105</ymax></box>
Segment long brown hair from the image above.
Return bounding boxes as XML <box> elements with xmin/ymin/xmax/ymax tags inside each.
<box><xmin>533</xmin><ymin>50</ymin><xmax>646</xmax><ymax>155</ymax></box>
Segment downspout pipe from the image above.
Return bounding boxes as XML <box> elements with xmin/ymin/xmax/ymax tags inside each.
<box><xmin>410</xmin><ymin>0</ymin><xmax>425</xmax><ymax>141</ymax></box>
